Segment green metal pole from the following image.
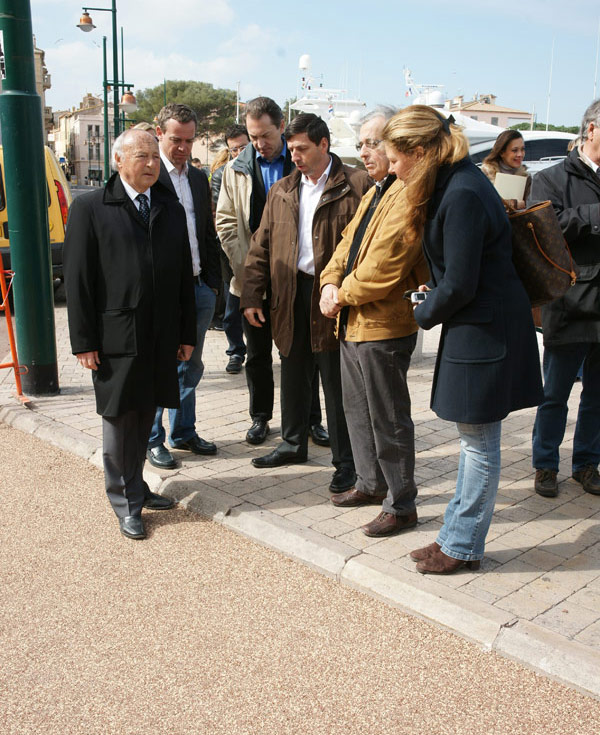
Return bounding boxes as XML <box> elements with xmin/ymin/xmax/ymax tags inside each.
<box><xmin>120</xmin><ymin>26</ymin><xmax>125</xmax><ymax>131</ymax></box>
<box><xmin>102</xmin><ymin>35</ymin><xmax>109</xmax><ymax>183</ymax></box>
<box><xmin>0</xmin><ymin>0</ymin><xmax>59</xmax><ymax>394</ymax></box>
<box><xmin>111</xmin><ymin>0</ymin><xmax>119</xmax><ymax>138</ymax></box>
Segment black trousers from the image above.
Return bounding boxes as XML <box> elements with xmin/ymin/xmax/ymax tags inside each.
<box><xmin>279</xmin><ymin>275</ymin><xmax>353</xmax><ymax>468</ymax></box>
<box><xmin>242</xmin><ymin>297</ymin><xmax>323</xmax><ymax>425</ymax></box>
<box><xmin>102</xmin><ymin>408</ymin><xmax>155</xmax><ymax>518</ymax></box>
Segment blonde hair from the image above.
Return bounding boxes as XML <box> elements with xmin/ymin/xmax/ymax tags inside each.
<box><xmin>210</xmin><ymin>147</ymin><xmax>229</xmax><ymax>174</ymax></box>
<box><xmin>383</xmin><ymin>105</ymin><xmax>469</xmax><ymax>246</ymax></box>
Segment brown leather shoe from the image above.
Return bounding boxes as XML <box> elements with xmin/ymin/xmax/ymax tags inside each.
<box><xmin>416</xmin><ymin>548</ymin><xmax>480</xmax><ymax>575</ymax></box>
<box><xmin>361</xmin><ymin>511</ymin><xmax>417</xmax><ymax>537</ymax></box>
<box><xmin>409</xmin><ymin>542</ymin><xmax>441</xmax><ymax>562</ymax></box>
<box><xmin>331</xmin><ymin>488</ymin><xmax>386</xmax><ymax>507</ymax></box>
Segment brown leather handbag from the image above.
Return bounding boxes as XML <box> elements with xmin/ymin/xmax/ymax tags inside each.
<box><xmin>509</xmin><ymin>200</ymin><xmax>579</xmax><ymax>307</ymax></box>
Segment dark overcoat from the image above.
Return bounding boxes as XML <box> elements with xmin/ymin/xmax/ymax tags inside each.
<box><xmin>63</xmin><ymin>174</ymin><xmax>196</xmax><ymax>417</ymax></box>
<box><xmin>414</xmin><ymin>158</ymin><xmax>543</xmax><ymax>424</ymax></box>
<box><xmin>529</xmin><ymin>149</ymin><xmax>600</xmax><ymax>346</ymax></box>
<box><xmin>158</xmin><ymin>161</ymin><xmax>221</xmax><ymax>290</ymax></box>
<box><xmin>241</xmin><ymin>154</ymin><xmax>371</xmax><ymax>356</ymax></box>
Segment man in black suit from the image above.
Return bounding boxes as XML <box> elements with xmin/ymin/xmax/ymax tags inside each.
<box><xmin>64</xmin><ymin>129</ymin><xmax>196</xmax><ymax>539</ymax></box>
<box><xmin>146</xmin><ymin>103</ymin><xmax>221</xmax><ymax>469</ymax></box>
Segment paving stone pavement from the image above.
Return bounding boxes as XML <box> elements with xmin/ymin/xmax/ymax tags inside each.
<box><xmin>1</xmin><ymin>302</ymin><xmax>599</xmax><ymax>696</ymax></box>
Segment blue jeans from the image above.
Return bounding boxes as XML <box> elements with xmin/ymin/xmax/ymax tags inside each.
<box><xmin>532</xmin><ymin>343</ymin><xmax>600</xmax><ymax>472</ymax></box>
<box><xmin>148</xmin><ymin>279</ymin><xmax>216</xmax><ymax>448</ymax></box>
<box><xmin>222</xmin><ymin>283</ymin><xmax>246</xmax><ymax>358</ymax></box>
<box><xmin>436</xmin><ymin>421</ymin><xmax>502</xmax><ymax>561</ymax></box>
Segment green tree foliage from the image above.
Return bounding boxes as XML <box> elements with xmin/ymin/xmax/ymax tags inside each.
<box><xmin>135</xmin><ymin>80</ymin><xmax>237</xmax><ymax>134</ymax></box>
<box><xmin>510</xmin><ymin>122</ymin><xmax>579</xmax><ymax>134</ymax></box>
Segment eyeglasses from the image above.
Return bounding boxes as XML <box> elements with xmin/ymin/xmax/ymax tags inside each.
<box><xmin>228</xmin><ymin>145</ymin><xmax>246</xmax><ymax>154</ymax></box>
<box><xmin>355</xmin><ymin>138</ymin><xmax>382</xmax><ymax>152</ymax></box>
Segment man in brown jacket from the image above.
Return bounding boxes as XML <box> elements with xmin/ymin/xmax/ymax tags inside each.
<box><xmin>241</xmin><ymin>113</ymin><xmax>371</xmax><ymax>491</ymax></box>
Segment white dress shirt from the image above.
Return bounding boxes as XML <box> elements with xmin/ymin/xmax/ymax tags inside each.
<box><xmin>121</xmin><ymin>178</ymin><xmax>151</xmax><ymax>209</ymax></box>
<box><xmin>297</xmin><ymin>156</ymin><xmax>332</xmax><ymax>276</ymax></box>
<box><xmin>160</xmin><ymin>150</ymin><xmax>201</xmax><ymax>277</ymax></box>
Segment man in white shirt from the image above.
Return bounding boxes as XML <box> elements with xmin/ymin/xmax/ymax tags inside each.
<box><xmin>146</xmin><ymin>104</ymin><xmax>221</xmax><ymax>469</ymax></box>
<box><xmin>241</xmin><ymin>113</ymin><xmax>370</xmax><ymax>490</ymax></box>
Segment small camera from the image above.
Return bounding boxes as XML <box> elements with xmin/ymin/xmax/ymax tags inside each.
<box><xmin>410</xmin><ymin>291</ymin><xmax>428</xmax><ymax>304</ymax></box>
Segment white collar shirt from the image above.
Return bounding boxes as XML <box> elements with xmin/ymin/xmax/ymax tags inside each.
<box><xmin>160</xmin><ymin>149</ymin><xmax>201</xmax><ymax>276</ymax></box>
<box><xmin>579</xmin><ymin>145</ymin><xmax>599</xmax><ymax>174</ymax></box>
<box><xmin>297</xmin><ymin>156</ymin><xmax>332</xmax><ymax>276</ymax></box>
<box><xmin>121</xmin><ymin>178</ymin><xmax>151</xmax><ymax>209</ymax></box>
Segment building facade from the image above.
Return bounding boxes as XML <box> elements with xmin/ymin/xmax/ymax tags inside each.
<box><xmin>448</xmin><ymin>94</ymin><xmax>533</xmax><ymax>128</ymax></box>
<box><xmin>52</xmin><ymin>94</ymin><xmax>113</xmax><ymax>185</ymax></box>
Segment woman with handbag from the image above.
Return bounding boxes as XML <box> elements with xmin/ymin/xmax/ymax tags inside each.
<box><xmin>482</xmin><ymin>130</ymin><xmax>531</xmax><ymax>209</ymax></box>
<box><xmin>381</xmin><ymin>106</ymin><xmax>543</xmax><ymax>574</ymax></box>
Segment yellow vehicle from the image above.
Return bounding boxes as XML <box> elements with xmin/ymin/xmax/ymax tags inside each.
<box><xmin>0</xmin><ymin>145</ymin><xmax>72</xmax><ymax>279</ymax></box>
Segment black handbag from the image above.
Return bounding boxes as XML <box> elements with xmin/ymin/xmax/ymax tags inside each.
<box><xmin>509</xmin><ymin>200</ymin><xmax>579</xmax><ymax>307</ymax></box>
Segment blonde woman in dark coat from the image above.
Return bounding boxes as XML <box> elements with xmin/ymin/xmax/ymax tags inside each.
<box><xmin>381</xmin><ymin>106</ymin><xmax>543</xmax><ymax>575</ymax></box>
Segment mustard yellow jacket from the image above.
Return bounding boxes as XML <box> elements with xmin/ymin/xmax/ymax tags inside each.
<box><xmin>320</xmin><ymin>178</ymin><xmax>429</xmax><ymax>342</ymax></box>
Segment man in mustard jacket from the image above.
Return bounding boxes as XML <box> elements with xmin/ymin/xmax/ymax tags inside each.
<box><xmin>241</xmin><ymin>113</ymin><xmax>370</xmax><ymax>492</ymax></box>
<box><xmin>320</xmin><ymin>108</ymin><xmax>429</xmax><ymax>537</ymax></box>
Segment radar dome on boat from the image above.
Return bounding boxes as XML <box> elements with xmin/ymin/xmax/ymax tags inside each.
<box><xmin>348</xmin><ymin>110</ymin><xmax>362</xmax><ymax>124</ymax></box>
<box><xmin>299</xmin><ymin>54</ymin><xmax>311</xmax><ymax>71</ymax></box>
<box><xmin>428</xmin><ymin>90</ymin><xmax>445</xmax><ymax>107</ymax></box>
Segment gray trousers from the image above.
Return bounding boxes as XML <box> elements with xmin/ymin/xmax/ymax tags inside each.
<box><xmin>340</xmin><ymin>335</ymin><xmax>418</xmax><ymax>515</ymax></box>
<box><xmin>102</xmin><ymin>408</ymin><xmax>155</xmax><ymax>518</ymax></box>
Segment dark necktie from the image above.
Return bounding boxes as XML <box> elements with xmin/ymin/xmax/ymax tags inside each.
<box><xmin>136</xmin><ymin>193</ymin><xmax>150</xmax><ymax>224</ymax></box>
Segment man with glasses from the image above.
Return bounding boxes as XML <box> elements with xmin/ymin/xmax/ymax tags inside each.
<box><xmin>216</xmin><ymin>98</ymin><xmax>329</xmax><ymax>448</ymax></box>
<box><xmin>146</xmin><ymin>103</ymin><xmax>221</xmax><ymax>470</ymax></box>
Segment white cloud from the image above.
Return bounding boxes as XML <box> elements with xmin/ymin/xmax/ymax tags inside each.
<box><xmin>118</xmin><ymin>0</ymin><xmax>235</xmax><ymax>44</ymax></box>
<box><xmin>44</xmin><ymin>40</ymin><xmax>104</xmax><ymax>110</ymax></box>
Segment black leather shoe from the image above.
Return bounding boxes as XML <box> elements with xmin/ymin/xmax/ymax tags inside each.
<box><xmin>146</xmin><ymin>445</ymin><xmax>177</xmax><ymax>469</ymax></box>
<box><xmin>226</xmin><ymin>355</ymin><xmax>244</xmax><ymax>374</ymax></box>
<box><xmin>119</xmin><ymin>515</ymin><xmax>146</xmax><ymax>539</ymax></box>
<box><xmin>246</xmin><ymin>419</ymin><xmax>270</xmax><ymax>445</ymax></box>
<box><xmin>171</xmin><ymin>435</ymin><xmax>217</xmax><ymax>455</ymax></box>
<box><xmin>143</xmin><ymin>491</ymin><xmax>175</xmax><ymax>510</ymax></box>
<box><xmin>309</xmin><ymin>423</ymin><xmax>330</xmax><ymax>446</ymax></box>
<box><xmin>252</xmin><ymin>448</ymin><xmax>307</xmax><ymax>468</ymax></box>
<box><xmin>329</xmin><ymin>466</ymin><xmax>356</xmax><ymax>493</ymax></box>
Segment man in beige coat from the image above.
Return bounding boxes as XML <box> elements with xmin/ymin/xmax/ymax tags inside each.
<box><xmin>241</xmin><ymin>113</ymin><xmax>370</xmax><ymax>491</ymax></box>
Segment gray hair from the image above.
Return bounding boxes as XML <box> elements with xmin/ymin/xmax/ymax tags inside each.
<box><xmin>580</xmin><ymin>99</ymin><xmax>600</xmax><ymax>140</ymax></box>
<box><xmin>112</xmin><ymin>128</ymin><xmax>157</xmax><ymax>168</ymax></box>
<box><xmin>360</xmin><ymin>105</ymin><xmax>399</xmax><ymax>125</ymax></box>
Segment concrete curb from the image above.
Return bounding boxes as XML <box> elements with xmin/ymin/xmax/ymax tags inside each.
<box><xmin>222</xmin><ymin>502</ymin><xmax>359</xmax><ymax>578</ymax></box>
<box><xmin>340</xmin><ymin>554</ymin><xmax>514</xmax><ymax>649</ymax></box>
<box><xmin>495</xmin><ymin>620</ymin><xmax>600</xmax><ymax>698</ymax></box>
<box><xmin>1</xmin><ymin>401</ymin><xmax>599</xmax><ymax>699</ymax></box>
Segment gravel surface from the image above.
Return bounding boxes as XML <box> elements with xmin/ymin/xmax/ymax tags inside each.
<box><xmin>1</xmin><ymin>422</ymin><xmax>599</xmax><ymax>735</ymax></box>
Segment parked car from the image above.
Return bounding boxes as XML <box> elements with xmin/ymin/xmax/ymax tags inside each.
<box><xmin>470</xmin><ymin>131</ymin><xmax>577</xmax><ymax>175</ymax></box>
<box><xmin>0</xmin><ymin>145</ymin><xmax>72</xmax><ymax>280</ymax></box>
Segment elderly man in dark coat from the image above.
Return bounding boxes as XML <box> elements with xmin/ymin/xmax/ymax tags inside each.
<box><xmin>64</xmin><ymin>129</ymin><xmax>196</xmax><ymax>539</ymax></box>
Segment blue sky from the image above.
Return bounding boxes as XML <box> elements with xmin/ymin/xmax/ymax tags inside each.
<box><xmin>30</xmin><ymin>0</ymin><xmax>600</xmax><ymax>127</ymax></box>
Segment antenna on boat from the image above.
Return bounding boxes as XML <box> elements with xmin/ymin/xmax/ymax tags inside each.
<box><xmin>545</xmin><ymin>37</ymin><xmax>555</xmax><ymax>131</ymax></box>
<box><xmin>594</xmin><ymin>18</ymin><xmax>600</xmax><ymax>99</ymax></box>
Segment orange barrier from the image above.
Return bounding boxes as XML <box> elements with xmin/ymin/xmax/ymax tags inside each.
<box><xmin>0</xmin><ymin>254</ymin><xmax>29</xmax><ymax>401</ymax></box>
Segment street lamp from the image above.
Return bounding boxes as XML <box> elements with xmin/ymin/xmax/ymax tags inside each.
<box><xmin>77</xmin><ymin>3</ymin><xmax>120</xmax><ymax>143</ymax></box>
<box><xmin>77</xmin><ymin>12</ymin><xmax>96</xmax><ymax>31</ymax></box>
